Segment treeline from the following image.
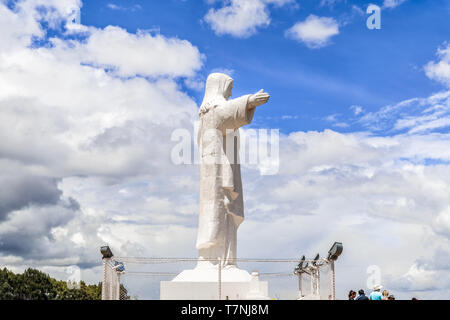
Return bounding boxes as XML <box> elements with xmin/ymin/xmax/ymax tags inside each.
<box><xmin>0</xmin><ymin>267</ymin><xmax>120</xmax><ymax>300</ymax></box>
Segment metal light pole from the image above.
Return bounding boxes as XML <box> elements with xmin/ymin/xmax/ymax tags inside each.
<box><xmin>327</xmin><ymin>242</ymin><xmax>343</xmax><ymax>301</ymax></box>
<box><xmin>100</xmin><ymin>246</ymin><xmax>113</xmax><ymax>300</ymax></box>
<box><xmin>330</xmin><ymin>260</ymin><xmax>336</xmax><ymax>300</ymax></box>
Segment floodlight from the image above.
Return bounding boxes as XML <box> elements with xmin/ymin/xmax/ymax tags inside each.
<box><xmin>295</xmin><ymin>255</ymin><xmax>308</xmax><ymax>274</ymax></box>
<box><xmin>299</xmin><ymin>255</ymin><xmax>306</xmax><ymax>269</ymax></box>
<box><xmin>312</xmin><ymin>253</ymin><xmax>320</xmax><ymax>266</ymax></box>
<box><xmin>327</xmin><ymin>242</ymin><xmax>343</xmax><ymax>261</ymax></box>
<box><xmin>100</xmin><ymin>246</ymin><xmax>113</xmax><ymax>259</ymax></box>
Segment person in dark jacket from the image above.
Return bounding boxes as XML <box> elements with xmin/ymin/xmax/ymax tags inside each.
<box><xmin>355</xmin><ymin>289</ymin><xmax>369</xmax><ymax>300</ymax></box>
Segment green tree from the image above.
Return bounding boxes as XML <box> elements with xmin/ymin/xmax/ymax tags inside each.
<box><xmin>16</xmin><ymin>268</ymin><xmax>58</xmax><ymax>300</ymax></box>
<box><xmin>0</xmin><ymin>267</ymin><xmax>107</xmax><ymax>300</ymax></box>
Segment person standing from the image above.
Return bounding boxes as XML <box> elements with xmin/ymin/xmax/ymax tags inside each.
<box><xmin>369</xmin><ymin>285</ymin><xmax>383</xmax><ymax>300</ymax></box>
<box><xmin>382</xmin><ymin>290</ymin><xmax>389</xmax><ymax>300</ymax></box>
<box><xmin>348</xmin><ymin>290</ymin><xmax>356</xmax><ymax>300</ymax></box>
<box><xmin>356</xmin><ymin>289</ymin><xmax>369</xmax><ymax>300</ymax></box>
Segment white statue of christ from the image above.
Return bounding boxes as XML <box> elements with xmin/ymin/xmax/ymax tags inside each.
<box><xmin>196</xmin><ymin>73</ymin><xmax>270</xmax><ymax>268</ymax></box>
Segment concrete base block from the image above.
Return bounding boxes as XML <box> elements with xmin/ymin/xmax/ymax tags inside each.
<box><xmin>160</xmin><ymin>267</ymin><xmax>269</xmax><ymax>300</ymax></box>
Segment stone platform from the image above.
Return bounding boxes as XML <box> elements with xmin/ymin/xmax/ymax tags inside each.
<box><xmin>160</xmin><ymin>266</ymin><xmax>269</xmax><ymax>300</ymax></box>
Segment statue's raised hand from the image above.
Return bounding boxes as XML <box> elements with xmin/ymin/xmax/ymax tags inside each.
<box><xmin>249</xmin><ymin>89</ymin><xmax>270</xmax><ymax>108</ymax></box>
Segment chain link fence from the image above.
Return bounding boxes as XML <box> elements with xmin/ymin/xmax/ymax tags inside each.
<box><xmin>101</xmin><ymin>255</ymin><xmax>335</xmax><ymax>300</ymax></box>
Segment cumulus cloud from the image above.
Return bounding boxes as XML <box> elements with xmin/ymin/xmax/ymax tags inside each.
<box><xmin>390</xmin><ymin>247</ymin><xmax>450</xmax><ymax>297</ymax></box>
<box><xmin>55</xmin><ymin>26</ymin><xmax>203</xmax><ymax>78</ymax></box>
<box><xmin>204</xmin><ymin>0</ymin><xmax>294</xmax><ymax>38</ymax></box>
<box><xmin>229</xmin><ymin>127</ymin><xmax>450</xmax><ymax>299</ymax></box>
<box><xmin>0</xmin><ymin>205</ymin><xmax>78</xmax><ymax>259</ymax></box>
<box><xmin>425</xmin><ymin>43</ymin><xmax>450</xmax><ymax>88</ymax></box>
<box><xmin>0</xmin><ymin>0</ymin><xmax>202</xmax><ymax>273</ymax></box>
<box><xmin>285</xmin><ymin>15</ymin><xmax>339</xmax><ymax>49</ymax></box>
<box><xmin>383</xmin><ymin>0</ymin><xmax>407</xmax><ymax>9</ymax></box>
<box><xmin>0</xmin><ymin>173</ymin><xmax>63</xmax><ymax>222</ymax></box>
<box><xmin>433</xmin><ymin>206</ymin><xmax>450</xmax><ymax>238</ymax></box>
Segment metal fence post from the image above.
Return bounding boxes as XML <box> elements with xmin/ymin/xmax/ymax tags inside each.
<box><xmin>298</xmin><ymin>273</ymin><xmax>303</xmax><ymax>299</ymax></box>
<box><xmin>115</xmin><ymin>273</ymin><xmax>121</xmax><ymax>300</ymax></box>
<box><xmin>330</xmin><ymin>260</ymin><xmax>336</xmax><ymax>300</ymax></box>
<box><xmin>316</xmin><ymin>268</ymin><xmax>320</xmax><ymax>297</ymax></box>
<box><xmin>218</xmin><ymin>258</ymin><xmax>222</xmax><ymax>300</ymax></box>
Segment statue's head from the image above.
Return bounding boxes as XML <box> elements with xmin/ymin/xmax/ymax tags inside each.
<box><xmin>199</xmin><ymin>73</ymin><xmax>233</xmax><ymax>115</ymax></box>
<box><xmin>205</xmin><ymin>73</ymin><xmax>233</xmax><ymax>99</ymax></box>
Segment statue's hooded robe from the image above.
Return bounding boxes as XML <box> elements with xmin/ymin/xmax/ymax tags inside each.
<box><xmin>196</xmin><ymin>73</ymin><xmax>255</xmax><ymax>266</ymax></box>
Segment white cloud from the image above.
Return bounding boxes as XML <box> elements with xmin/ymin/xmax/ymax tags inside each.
<box><xmin>391</xmin><ymin>247</ymin><xmax>450</xmax><ymax>296</ymax></box>
<box><xmin>285</xmin><ymin>15</ymin><xmax>339</xmax><ymax>49</ymax></box>
<box><xmin>433</xmin><ymin>206</ymin><xmax>450</xmax><ymax>237</ymax></box>
<box><xmin>184</xmin><ymin>77</ymin><xmax>205</xmax><ymax>91</ymax></box>
<box><xmin>237</xmin><ymin>128</ymin><xmax>450</xmax><ymax>299</ymax></box>
<box><xmin>383</xmin><ymin>0</ymin><xmax>407</xmax><ymax>9</ymax></box>
<box><xmin>0</xmin><ymin>0</ymin><xmax>202</xmax><ymax>270</ymax></box>
<box><xmin>350</xmin><ymin>105</ymin><xmax>364</xmax><ymax>115</ymax></box>
<box><xmin>107</xmin><ymin>3</ymin><xmax>142</xmax><ymax>12</ymax></box>
<box><xmin>351</xmin><ymin>5</ymin><xmax>365</xmax><ymax>16</ymax></box>
<box><xmin>0</xmin><ymin>0</ymin><xmax>82</xmax><ymax>49</ymax></box>
<box><xmin>359</xmin><ymin>91</ymin><xmax>450</xmax><ymax>134</ymax></box>
<box><xmin>75</xmin><ymin>26</ymin><xmax>203</xmax><ymax>78</ymax></box>
<box><xmin>210</xmin><ymin>67</ymin><xmax>235</xmax><ymax>76</ymax></box>
<box><xmin>204</xmin><ymin>0</ymin><xmax>294</xmax><ymax>38</ymax></box>
<box><xmin>324</xmin><ymin>113</ymin><xmax>348</xmax><ymax>127</ymax></box>
<box><xmin>425</xmin><ymin>44</ymin><xmax>450</xmax><ymax>88</ymax></box>
<box><xmin>396</xmin><ymin>264</ymin><xmax>439</xmax><ymax>291</ymax></box>
<box><xmin>320</xmin><ymin>0</ymin><xmax>342</xmax><ymax>8</ymax></box>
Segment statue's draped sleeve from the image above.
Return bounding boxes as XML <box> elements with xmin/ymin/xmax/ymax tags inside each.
<box><xmin>216</xmin><ymin>95</ymin><xmax>254</xmax><ymax>131</ymax></box>
<box><xmin>215</xmin><ymin>94</ymin><xmax>253</xmax><ymax>197</ymax></box>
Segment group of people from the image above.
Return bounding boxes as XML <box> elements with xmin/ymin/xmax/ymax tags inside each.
<box><xmin>348</xmin><ymin>285</ymin><xmax>395</xmax><ymax>300</ymax></box>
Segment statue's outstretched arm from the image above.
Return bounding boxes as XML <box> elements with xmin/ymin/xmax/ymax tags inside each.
<box><xmin>248</xmin><ymin>89</ymin><xmax>270</xmax><ymax>109</ymax></box>
<box><xmin>216</xmin><ymin>89</ymin><xmax>270</xmax><ymax>130</ymax></box>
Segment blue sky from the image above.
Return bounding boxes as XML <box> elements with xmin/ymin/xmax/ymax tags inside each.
<box><xmin>1</xmin><ymin>0</ymin><xmax>450</xmax><ymax>300</ymax></box>
<box><xmin>81</xmin><ymin>0</ymin><xmax>449</xmax><ymax>134</ymax></box>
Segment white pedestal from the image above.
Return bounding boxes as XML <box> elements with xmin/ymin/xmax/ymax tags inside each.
<box><xmin>298</xmin><ymin>294</ymin><xmax>321</xmax><ymax>300</ymax></box>
<box><xmin>160</xmin><ymin>266</ymin><xmax>269</xmax><ymax>300</ymax></box>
